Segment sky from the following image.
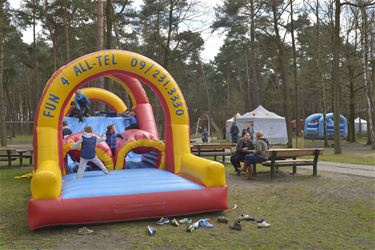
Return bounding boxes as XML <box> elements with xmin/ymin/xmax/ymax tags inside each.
<box><xmin>10</xmin><ymin>0</ymin><xmax>226</xmax><ymax>62</ymax></box>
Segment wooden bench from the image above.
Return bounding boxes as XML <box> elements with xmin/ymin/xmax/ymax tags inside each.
<box><xmin>0</xmin><ymin>149</ymin><xmax>17</xmax><ymax>166</ymax></box>
<box><xmin>261</xmin><ymin>148</ymin><xmax>324</xmax><ymax>179</ymax></box>
<box><xmin>191</xmin><ymin>143</ymin><xmax>235</xmax><ymax>163</ymax></box>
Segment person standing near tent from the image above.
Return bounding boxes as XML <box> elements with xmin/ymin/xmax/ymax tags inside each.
<box><xmin>75</xmin><ymin>89</ymin><xmax>90</xmax><ymax>121</ymax></box>
<box><xmin>230</xmin><ymin>123</ymin><xmax>240</xmax><ymax>143</ymax></box>
<box><xmin>230</xmin><ymin>131</ymin><xmax>254</xmax><ymax>175</ymax></box>
<box><xmin>243</xmin><ymin>131</ymin><xmax>269</xmax><ymax>179</ymax></box>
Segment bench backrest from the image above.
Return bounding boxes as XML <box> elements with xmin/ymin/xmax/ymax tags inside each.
<box><xmin>266</xmin><ymin>148</ymin><xmax>324</xmax><ymax>158</ymax></box>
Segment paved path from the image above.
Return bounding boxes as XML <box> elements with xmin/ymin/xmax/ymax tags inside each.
<box><xmin>301</xmin><ymin>161</ymin><xmax>375</xmax><ymax>178</ymax></box>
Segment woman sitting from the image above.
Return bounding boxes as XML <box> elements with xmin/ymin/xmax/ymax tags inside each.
<box><xmin>244</xmin><ymin>131</ymin><xmax>269</xmax><ymax>180</ymax></box>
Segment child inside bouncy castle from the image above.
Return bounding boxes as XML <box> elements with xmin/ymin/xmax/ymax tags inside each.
<box><xmin>105</xmin><ymin>124</ymin><xmax>123</xmax><ymax>157</ymax></box>
<box><xmin>72</xmin><ymin>126</ymin><xmax>109</xmax><ymax>179</ymax></box>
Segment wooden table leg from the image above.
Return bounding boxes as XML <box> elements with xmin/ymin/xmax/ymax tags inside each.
<box><xmin>270</xmin><ymin>165</ymin><xmax>275</xmax><ymax>179</ymax></box>
<box><xmin>253</xmin><ymin>164</ymin><xmax>257</xmax><ymax>177</ymax></box>
<box><xmin>292</xmin><ymin>157</ymin><xmax>297</xmax><ymax>175</ymax></box>
<box><xmin>19</xmin><ymin>152</ymin><xmax>24</xmax><ymax>167</ymax></box>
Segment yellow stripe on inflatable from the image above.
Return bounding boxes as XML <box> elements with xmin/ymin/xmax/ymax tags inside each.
<box><xmin>109</xmin><ymin>76</ymin><xmax>138</xmax><ymax>107</ymax></box>
<box><xmin>115</xmin><ymin>139</ymin><xmax>165</xmax><ymax>170</ymax></box>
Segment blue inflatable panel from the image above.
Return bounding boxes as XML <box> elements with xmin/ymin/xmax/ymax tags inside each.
<box><xmin>63</xmin><ymin>116</ymin><xmax>135</xmax><ymax>135</ymax></box>
<box><xmin>61</xmin><ymin>169</ymin><xmax>204</xmax><ymax>199</ymax></box>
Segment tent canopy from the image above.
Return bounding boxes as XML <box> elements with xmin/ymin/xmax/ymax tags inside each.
<box><xmin>240</xmin><ymin>105</ymin><xmax>284</xmax><ymax>119</ymax></box>
<box><xmin>355</xmin><ymin>117</ymin><xmax>367</xmax><ymax>133</ymax></box>
<box><xmin>236</xmin><ymin>105</ymin><xmax>288</xmax><ymax>144</ymax></box>
<box><xmin>226</xmin><ymin>113</ymin><xmax>242</xmax><ymax>122</ymax></box>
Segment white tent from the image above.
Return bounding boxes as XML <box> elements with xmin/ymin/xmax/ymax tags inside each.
<box><xmin>355</xmin><ymin>117</ymin><xmax>367</xmax><ymax>134</ymax></box>
<box><xmin>236</xmin><ymin>105</ymin><xmax>288</xmax><ymax>144</ymax></box>
<box><xmin>226</xmin><ymin>113</ymin><xmax>242</xmax><ymax>140</ymax></box>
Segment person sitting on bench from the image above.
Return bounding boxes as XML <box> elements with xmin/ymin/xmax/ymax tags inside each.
<box><xmin>243</xmin><ymin>131</ymin><xmax>268</xmax><ymax>179</ymax></box>
<box><xmin>230</xmin><ymin>131</ymin><xmax>254</xmax><ymax>175</ymax></box>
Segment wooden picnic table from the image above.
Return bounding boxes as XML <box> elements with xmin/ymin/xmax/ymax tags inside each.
<box><xmin>191</xmin><ymin>143</ymin><xmax>236</xmax><ymax>162</ymax></box>
<box><xmin>0</xmin><ymin>146</ymin><xmax>33</xmax><ymax>166</ymax></box>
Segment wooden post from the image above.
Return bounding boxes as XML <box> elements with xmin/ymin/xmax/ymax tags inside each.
<box><xmin>313</xmin><ymin>149</ymin><xmax>320</xmax><ymax>176</ymax></box>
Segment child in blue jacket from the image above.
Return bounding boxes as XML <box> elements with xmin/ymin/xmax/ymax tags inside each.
<box><xmin>72</xmin><ymin>126</ymin><xmax>109</xmax><ymax>179</ymax></box>
<box><xmin>105</xmin><ymin>124</ymin><xmax>123</xmax><ymax>156</ymax></box>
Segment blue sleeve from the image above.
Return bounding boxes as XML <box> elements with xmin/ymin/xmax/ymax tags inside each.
<box><xmin>74</xmin><ymin>96</ymin><xmax>81</xmax><ymax>110</ymax></box>
<box><xmin>83</xmin><ymin>94</ymin><xmax>90</xmax><ymax>105</ymax></box>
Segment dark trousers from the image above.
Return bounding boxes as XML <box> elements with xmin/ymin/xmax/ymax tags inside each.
<box><xmin>230</xmin><ymin>152</ymin><xmax>248</xmax><ymax>172</ymax></box>
<box><xmin>245</xmin><ymin>154</ymin><xmax>266</xmax><ymax>165</ymax></box>
<box><xmin>231</xmin><ymin>134</ymin><xmax>238</xmax><ymax>143</ymax></box>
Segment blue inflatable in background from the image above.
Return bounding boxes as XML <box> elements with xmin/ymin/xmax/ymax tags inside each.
<box><xmin>304</xmin><ymin>113</ymin><xmax>348</xmax><ymax>139</ymax></box>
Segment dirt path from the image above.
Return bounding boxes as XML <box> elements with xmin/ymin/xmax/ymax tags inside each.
<box><xmin>301</xmin><ymin>161</ymin><xmax>375</xmax><ymax>178</ymax></box>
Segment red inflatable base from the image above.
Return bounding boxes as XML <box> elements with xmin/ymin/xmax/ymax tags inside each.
<box><xmin>28</xmin><ymin>186</ymin><xmax>228</xmax><ymax>230</ymax></box>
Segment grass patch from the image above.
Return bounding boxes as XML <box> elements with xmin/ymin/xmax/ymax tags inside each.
<box><xmin>7</xmin><ymin>134</ymin><xmax>33</xmax><ymax>145</ymax></box>
<box><xmin>0</xmin><ymin>166</ymin><xmax>374</xmax><ymax>249</ymax></box>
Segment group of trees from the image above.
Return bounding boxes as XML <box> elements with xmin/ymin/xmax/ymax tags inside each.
<box><xmin>0</xmin><ymin>0</ymin><xmax>374</xmax><ymax>151</ymax></box>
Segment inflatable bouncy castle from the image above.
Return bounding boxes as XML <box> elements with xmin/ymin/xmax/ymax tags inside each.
<box><xmin>28</xmin><ymin>50</ymin><xmax>227</xmax><ymax>230</ymax></box>
<box><xmin>304</xmin><ymin>113</ymin><xmax>348</xmax><ymax>139</ymax></box>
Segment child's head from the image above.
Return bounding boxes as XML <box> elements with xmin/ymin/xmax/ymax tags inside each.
<box><xmin>84</xmin><ymin>126</ymin><xmax>93</xmax><ymax>133</ymax></box>
<box><xmin>63</xmin><ymin>121</ymin><xmax>68</xmax><ymax>127</ymax></box>
<box><xmin>107</xmin><ymin>124</ymin><xmax>115</xmax><ymax>133</ymax></box>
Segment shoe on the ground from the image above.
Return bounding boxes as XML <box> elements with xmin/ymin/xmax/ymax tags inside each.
<box><xmin>178</xmin><ymin>218</ymin><xmax>192</xmax><ymax>224</ymax></box>
<box><xmin>77</xmin><ymin>227</ymin><xmax>94</xmax><ymax>235</ymax></box>
<box><xmin>186</xmin><ymin>221</ymin><xmax>200</xmax><ymax>232</ymax></box>
<box><xmin>147</xmin><ymin>225</ymin><xmax>156</xmax><ymax>235</ymax></box>
<box><xmin>156</xmin><ymin>217</ymin><xmax>170</xmax><ymax>225</ymax></box>
<box><xmin>257</xmin><ymin>221</ymin><xmax>271</xmax><ymax>228</ymax></box>
<box><xmin>198</xmin><ymin>219</ymin><xmax>213</xmax><ymax>228</ymax></box>
<box><xmin>171</xmin><ymin>218</ymin><xmax>179</xmax><ymax>227</ymax></box>
<box><xmin>230</xmin><ymin>220</ymin><xmax>242</xmax><ymax>231</ymax></box>
<box><xmin>217</xmin><ymin>216</ymin><xmax>228</xmax><ymax>224</ymax></box>
<box><xmin>238</xmin><ymin>214</ymin><xmax>255</xmax><ymax>221</ymax></box>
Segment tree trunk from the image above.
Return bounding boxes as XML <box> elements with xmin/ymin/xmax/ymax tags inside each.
<box><xmin>96</xmin><ymin>0</ymin><xmax>105</xmax><ymax>111</ymax></box>
<box><xmin>163</xmin><ymin>0</ymin><xmax>174</xmax><ymax>69</ymax></box>
<box><xmin>290</xmin><ymin>0</ymin><xmax>301</xmax><ymax>141</ymax></box>
<box><xmin>272</xmin><ymin>3</ymin><xmax>293</xmax><ymax>147</ymax></box>
<box><xmin>104</xmin><ymin>0</ymin><xmax>113</xmax><ymax>111</ymax></box>
<box><xmin>333</xmin><ymin>0</ymin><xmax>342</xmax><ymax>154</ymax></box>
<box><xmin>199</xmin><ymin>59</ymin><xmax>212</xmax><ymax>136</ymax></box>
<box><xmin>315</xmin><ymin>0</ymin><xmax>328</xmax><ymax>146</ymax></box>
<box><xmin>64</xmin><ymin>0</ymin><xmax>70</xmax><ymax>62</ymax></box>
<box><xmin>249</xmin><ymin>0</ymin><xmax>260</xmax><ymax>108</ymax></box>
<box><xmin>360</xmin><ymin>4</ymin><xmax>375</xmax><ymax>149</ymax></box>
<box><xmin>0</xmin><ymin>0</ymin><xmax>6</xmax><ymax>146</ymax></box>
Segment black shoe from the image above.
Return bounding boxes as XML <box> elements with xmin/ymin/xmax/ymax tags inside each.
<box><xmin>230</xmin><ymin>220</ymin><xmax>242</xmax><ymax>230</ymax></box>
<box><xmin>217</xmin><ymin>216</ymin><xmax>228</xmax><ymax>224</ymax></box>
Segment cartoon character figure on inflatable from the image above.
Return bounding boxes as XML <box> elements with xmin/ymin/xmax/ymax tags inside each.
<box><xmin>28</xmin><ymin>50</ymin><xmax>227</xmax><ymax>230</ymax></box>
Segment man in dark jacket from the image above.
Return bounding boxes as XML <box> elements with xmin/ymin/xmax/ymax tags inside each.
<box><xmin>230</xmin><ymin>123</ymin><xmax>240</xmax><ymax>143</ymax></box>
<box><xmin>230</xmin><ymin>131</ymin><xmax>254</xmax><ymax>175</ymax></box>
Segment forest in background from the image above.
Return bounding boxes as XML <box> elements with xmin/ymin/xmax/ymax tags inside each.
<box><xmin>0</xmin><ymin>0</ymin><xmax>374</xmax><ymax>152</ymax></box>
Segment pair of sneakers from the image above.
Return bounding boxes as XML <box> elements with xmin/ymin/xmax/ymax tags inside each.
<box><xmin>186</xmin><ymin>219</ymin><xmax>213</xmax><ymax>232</ymax></box>
<box><xmin>257</xmin><ymin>219</ymin><xmax>271</xmax><ymax>228</ymax></box>
<box><xmin>238</xmin><ymin>214</ymin><xmax>256</xmax><ymax>221</ymax></box>
<box><xmin>77</xmin><ymin>227</ymin><xmax>94</xmax><ymax>235</ymax></box>
<box><xmin>156</xmin><ymin>217</ymin><xmax>179</xmax><ymax>226</ymax></box>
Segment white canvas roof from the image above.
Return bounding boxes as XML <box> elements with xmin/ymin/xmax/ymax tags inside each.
<box><xmin>240</xmin><ymin>105</ymin><xmax>285</xmax><ymax>119</ymax></box>
<box><xmin>354</xmin><ymin>117</ymin><xmax>367</xmax><ymax>123</ymax></box>
<box><xmin>236</xmin><ymin>105</ymin><xmax>288</xmax><ymax>144</ymax></box>
<box><xmin>226</xmin><ymin>113</ymin><xmax>242</xmax><ymax>122</ymax></box>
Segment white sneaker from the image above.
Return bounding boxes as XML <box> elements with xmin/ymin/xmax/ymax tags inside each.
<box><xmin>257</xmin><ymin>221</ymin><xmax>271</xmax><ymax>228</ymax></box>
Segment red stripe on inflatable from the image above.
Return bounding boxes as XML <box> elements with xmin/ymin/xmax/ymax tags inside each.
<box><xmin>28</xmin><ymin>186</ymin><xmax>228</xmax><ymax>230</ymax></box>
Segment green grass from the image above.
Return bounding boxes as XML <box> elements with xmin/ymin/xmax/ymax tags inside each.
<box><xmin>7</xmin><ymin>134</ymin><xmax>33</xmax><ymax>145</ymax></box>
<box><xmin>0</xmin><ymin>166</ymin><xmax>374</xmax><ymax>249</ymax></box>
